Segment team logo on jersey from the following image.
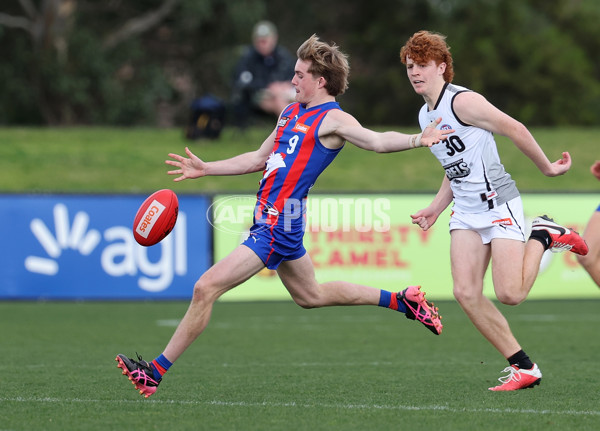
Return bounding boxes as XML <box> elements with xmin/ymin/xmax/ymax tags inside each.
<box><xmin>278</xmin><ymin>117</ymin><xmax>290</xmax><ymax>128</ymax></box>
<box><xmin>292</xmin><ymin>122</ymin><xmax>309</xmax><ymax>134</ymax></box>
<box><xmin>440</xmin><ymin>124</ymin><xmax>453</xmax><ymax>131</ymax></box>
<box><xmin>263</xmin><ymin>206</ymin><xmax>280</xmax><ymax>216</ymax></box>
<box><xmin>263</xmin><ymin>152</ymin><xmax>287</xmax><ymax>180</ymax></box>
<box><xmin>443</xmin><ymin>158</ymin><xmax>470</xmax><ymax>180</ymax></box>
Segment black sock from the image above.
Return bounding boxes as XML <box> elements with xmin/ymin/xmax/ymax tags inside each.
<box><xmin>508</xmin><ymin>350</ymin><xmax>534</xmax><ymax>370</ymax></box>
<box><xmin>529</xmin><ymin>230</ymin><xmax>551</xmax><ymax>250</ymax></box>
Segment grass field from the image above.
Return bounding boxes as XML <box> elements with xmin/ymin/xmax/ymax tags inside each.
<box><xmin>1</xmin><ymin>126</ymin><xmax>598</xmax><ymax>194</ymax></box>
<box><xmin>1</xmin><ymin>299</ymin><xmax>599</xmax><ymax>430</ymax></box>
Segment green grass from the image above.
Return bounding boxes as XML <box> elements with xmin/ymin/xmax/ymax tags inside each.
<box><xmin>0</xmin><ymin>126</ymin><xmax>598</xmax><ymax>194</ymax></box>
<box><xmin>1</xmin><ymin>300</ymin><xmax>599</xmax><ymax>430</ymax></box>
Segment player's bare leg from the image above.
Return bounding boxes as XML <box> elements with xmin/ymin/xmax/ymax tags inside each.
<box><xmin>450</xmin><ymin>230</ymin><xmax>542</xmax><ymax>390</ymax></box>
<box><xmin>116</xmin><ymin>245</ymin><xmax>265</xmax><ymax>397</ymax></box>
<box><xmin>577</xmin><ymin>211</ymin><xmax>600</xmax><ymax>286</ymax></box>
<box><xmin>277</xmin><ymin>253</ymin><xmax>442</xmax><ymax>334</ymax></box>
<box><xmin>450</xmin><ymin>230</ymin><xmax>522</xmax><ymax>356</ymax></box>
<box><xmin>163</xmin><ymin>245</ymin><xmax>265</xmax><ymax>362</ymax></box>
<box><xmin>488</xmin><ymin>238</ymin><xmax>545</xmax><ymax>305</ymax></box>
<box><xmin>276</xmin><ymin>253</ymin><xmax>380</xmax><ymax>307</ymax></box>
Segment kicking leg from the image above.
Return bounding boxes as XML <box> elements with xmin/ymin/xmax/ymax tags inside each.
<box><xmin>116</xmin><ymin>245</ymin><xmax>265</xmax><ymax>397</ymax></box>
<box><xmin>162</xmin><ymin>245</ymin><xmax>265</xmax><ymax>362</ymax></box>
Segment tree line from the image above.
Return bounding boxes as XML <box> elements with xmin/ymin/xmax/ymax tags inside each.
<box><xmin>1</xmin><ymin>0</ymin><xmax>599</xmax><ymax>127</ymax></box>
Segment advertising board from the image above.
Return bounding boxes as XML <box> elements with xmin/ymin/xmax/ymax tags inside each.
<box><xmin>212</xmin><ymin>193</ymin><xmax>598</xmax><ymax>301</ymax></box>
<box><xmin>0</xmin><ymin>194</ymin><xmax>211</xmax><ymax>299</ymax></box>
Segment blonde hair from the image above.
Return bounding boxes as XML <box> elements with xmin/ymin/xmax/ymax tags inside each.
<box><xmin>400</xmin><ymin>30</ymin><xmax>454</xmax><ymax>83</ymax></box>
<box><xmin>297</xmin><ymin>34</ymin><xmax>349</xmax><ymax>96</ymax></box>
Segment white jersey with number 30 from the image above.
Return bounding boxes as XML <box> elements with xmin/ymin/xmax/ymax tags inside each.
<box><xmin>419</xmin><ymin>83</ymin><xmax>519</xmax><ymax>213</ymax></box>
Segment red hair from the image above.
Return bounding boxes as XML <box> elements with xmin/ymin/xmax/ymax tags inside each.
<box><xmin>400</xmin><ymin>30</ymin><xmax>454</xmax><ymax>83</ymax></box>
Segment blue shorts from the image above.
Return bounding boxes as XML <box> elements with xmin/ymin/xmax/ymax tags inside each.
<box><xmin>242</xmin><ymin>224</ymin><xmax>306</xmax><ymax>269</ymax></box>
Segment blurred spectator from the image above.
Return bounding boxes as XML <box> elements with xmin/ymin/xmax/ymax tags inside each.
<box><xmin>576</xmin><ymin>160</ymin><xmax>600</xmax><ymax>287</ymax></box>
<box><xmin>231</xmin><ymin>21</ymin><xmax>296</xmax><ymax>128</ymax></box>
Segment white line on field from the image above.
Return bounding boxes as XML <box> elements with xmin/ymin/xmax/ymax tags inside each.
<box><xmin>1</xmin><ymin>396</ymin><xmax>599</xmax><ymax>417</ymax></box>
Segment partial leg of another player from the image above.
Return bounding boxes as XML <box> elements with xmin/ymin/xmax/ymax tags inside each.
<box><xmin>577</xmin><ymin>210</ymin><xmax>600</xmax><ymax>287</ymax></box>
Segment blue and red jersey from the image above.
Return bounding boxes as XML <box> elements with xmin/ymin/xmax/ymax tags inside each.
<box><xmin>253</xmin><ymin>101</ymin><xmax>343</xmax><ymax>235</ymax></box>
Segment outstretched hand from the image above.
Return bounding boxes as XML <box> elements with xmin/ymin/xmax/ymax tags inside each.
<box><xmin>166</xmin><ymin>147</ymin><xmax>206</xmax><ymax>182</ymax></box>
<box><xmin>420</xmin><ymin>118</ymin><xmax>454</xmax><ymax>147</ymax></box>
<box><xmin>545</xmin><ymin>151</ymin><xmax>571</xmax><ymax>177</ymax></box>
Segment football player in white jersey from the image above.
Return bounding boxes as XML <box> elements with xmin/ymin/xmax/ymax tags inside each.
<box><xmin>400</xmin><ymin>30</ymin><xmax>589</xmax><ymax>391</ymax></box>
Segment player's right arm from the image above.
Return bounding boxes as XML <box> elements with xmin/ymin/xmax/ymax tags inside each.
<box><xmin>166</xmin><ymin>129</ymin><xmax>277</xmax><ymax>181</ymax></box>
<box><xmin>322</xmin><ymin>110</ymin><xmax>452</xmax><ymax>152</ymax></box>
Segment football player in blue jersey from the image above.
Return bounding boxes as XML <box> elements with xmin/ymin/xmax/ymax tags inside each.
<box><xmin>115</xmin><ymin>34</ymin><xmax>454</xmax><ymax>398</ymax></box>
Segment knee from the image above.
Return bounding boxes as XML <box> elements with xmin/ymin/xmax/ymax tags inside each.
<box><xmin>453</xmin><ymin>284</ymin><xmax>481</xmax><ymax>307</ymax></box>
<box><xmin>290</xmin><ymin>289</ymin><xmax>323</xmax><ymax>309</ymax></box>
<box><xmin>292</xmin><ymin>295</ymin><xmax>319</xmax><ymax>309</ymax></box>
<box><xmin>191</xmin><ymin>274</ymin><xmax>220</xmax><ymax>304</ymax></box>
<box><xmin>454</xmin><ymin>284</ymin><xmax>522</xmax><ymax>307</ymax></box>
<box><xmin>191</xmin><ymin>278</ymin><xmax>208</xmax><ymax>302</ymax></box>
<box><xmin>495</xmin><ymin>291</ymin><xmax>523</xmax><ymax>306</ymax></box>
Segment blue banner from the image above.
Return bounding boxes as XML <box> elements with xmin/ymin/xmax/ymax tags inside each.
<box><xmin>0</xmin><ymin>194</ymin><xmax>211</xmax><ymax>299</ymax></box>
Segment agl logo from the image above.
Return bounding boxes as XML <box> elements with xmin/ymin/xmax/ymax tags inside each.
<box><xmin>24</xmin><ymin>203</ymin><xmax>187</xmax><ymax>292</ymax></box>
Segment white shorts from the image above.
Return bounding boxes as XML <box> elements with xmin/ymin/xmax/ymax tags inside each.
<box><xmin>449</xmin><ymin>197</ymin><xmax>526</xmax><ymax>244</ymax></box>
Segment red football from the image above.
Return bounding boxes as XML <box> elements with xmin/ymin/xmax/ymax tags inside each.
<box><xmin>133</xmin><ymin>189</ymin><xmax>179</xmax><ymax>246</ymax></box>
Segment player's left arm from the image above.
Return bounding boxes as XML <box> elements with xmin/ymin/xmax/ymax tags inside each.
<box><xmin>322</xmin><ymin>110</ymin><xmax>452</xmax><ymax>152</ymax></box>
<box><xmin>453</xmin><ymin>91</ymin><xmax>571</xmax><ymax>177</ymax></box>
<box><xmin>166</xmin><ymin>129</ymin><xmax>276</xmax><ymax>181</ymax></box>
